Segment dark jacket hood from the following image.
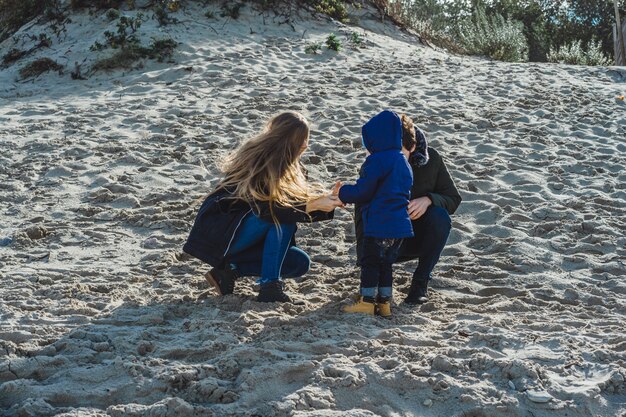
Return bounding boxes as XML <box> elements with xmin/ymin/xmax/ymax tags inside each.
<box><xmin>361</xmin><ymin>110</ymin><xmax>402</xmax><ymax>154</ymax></box>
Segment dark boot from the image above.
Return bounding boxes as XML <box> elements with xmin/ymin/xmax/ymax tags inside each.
<box><xmin>257</xmin><ymin>280</ymin><xmax>292</xmax><ymax>303</ymax></box>
<box><xmin>205</xmin><ymin>265</ymin><xmax>239</xmax><ymax>296</ymax></box>
<box><xmin>404</xmin><ymin>276</ymin><xmax>429</xmax><ymax>305</ymax></box>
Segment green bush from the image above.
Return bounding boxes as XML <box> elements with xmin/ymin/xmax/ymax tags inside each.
<box><xmin>304</xmin><ymin>41</ymin><xmax>321</xmax><ymax>54</ymax></box>
<box><xmin>456</xmin><ymin>7</ymin><xmax>528</xmax><ymax>62</ymax></box>
<box><xmin>547</xmin><ymin>40</ymin><xmax>610</xmax><ymax>66</ymax></box>
<box><xmin>91</xmin><ymin>13</ymin><xmax>143</xmax><ymax>50</ymax></box>
<box><xmin>378</xmin><ymin>0</ymin><xmax>464</xmax><ymax>54</ymax></box>
<box><xmin>325</xmin><ymin>33</ymin><xmax>341</xmax><ymax>51</ymax></box>
<box><xmin>311</xmin><ymin>0</ymin><xmax>348</xmax><ymax>22</ymax></box>
<box><xmin>349</xmin><ymin>31</ymin><xmax>363</xmax><ymax>48</ymax></box>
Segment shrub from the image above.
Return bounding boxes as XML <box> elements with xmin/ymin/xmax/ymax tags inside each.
<box><xmin>547</xmin><ymin>40</ymin><xmax>610</xmax><ymax>66</ymax></box>
<box><xmin>325</xmin><ymin>33</ymin><xmax>341</xmax><ymax>51</ymax></box>
<box><xmin>92</xmin><ymin>37</ymin><xmax>177</xmax><ymax>71</ymax></box>
<box><xmin>311</xmin><ymin>0</ymin><xmax>348</xmax><ymax>22</ymax></box>
<box><xmin>348</xmin><ymin>31</ymin><xmax>363</xmax><ymax>48</ymax></box>
<box><xmin>0</xmin><ymin>0</ymin><xmax>50</xmax><ymax>42</ymax></box>
<box><xmin>375</xmin><ymin>0</ymin><xmax>464</xmax><ymax>54</ymax></box>
<box><xmin>304</xmin><ymin>41</ymin><xmax>321</xmax><ymax>54</ymax></box>
<box><xmin>106</xmin><ymin>8</ymin><xmax>120</xmax><ymax>20</ymax></box>
<box><xmin>149</xmin><ymin>37</ymin><xmax>178</xmax><ymax>62</ymax></box>
<box><xmin>2</xmin><ymin>48</ymin><xmax>27</xmax><ymax>65</ymax></box>
<box><xmin>91</xmin><ymin>13</ymin><xmax>144</xmax><ymax>50</ymax></box>
<box><xmin>92</xmin><ymin>46</ymin><xmax>147</xmax><ymax>71</ymax></box>
<box><xmin>456</xmin><ymin>7</ymin><xmax>528</xmax><ymax>62</ymax></box>
<box><xmin>70</xmin><ymin>0</ymin><xmax>123</xmax><ymax>9</ymax></box>
<box><xmin>221</xmin><ymin>3</ymin><xmax>243</xmax><ymax>19</ymax></box>
<box><xmin>35</xmin><ymin>33</ymin><xmax>53</xmax><ymax>47</ymax></box>
<box><xmin>19</xmin><ymin>57</ymin><xmax>63</xmax><ymax>79</ymax></box>
<box><xmin>153</xmin><ymin>0</ymin><xmax>181</xmax><ymax>25</ymax></box>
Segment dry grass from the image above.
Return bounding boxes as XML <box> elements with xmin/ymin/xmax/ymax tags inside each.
<box><xmin>18</xmin><ymin>57</ymin><xmax>63</xmax><ymax>79</ymax></box>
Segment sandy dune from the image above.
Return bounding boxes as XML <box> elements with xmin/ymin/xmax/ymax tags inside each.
<box><xmin>1</xmin><ymin>3</ymin><xmax>625</xmax><ymax>416</ymax></box>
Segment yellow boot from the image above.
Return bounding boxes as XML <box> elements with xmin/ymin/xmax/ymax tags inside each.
<box><xmin>342</xmin><ymin>296</ymin><xmax>376</xmax><ymax>315</ymax></box>
<box><xmin>377</xmin><ymin>296</ymin><xmax>392</xmax><ymax>318</ymax></box>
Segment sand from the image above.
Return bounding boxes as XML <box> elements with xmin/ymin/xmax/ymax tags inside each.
<box><xmin>1</xmin><ymin>2</ymin><xmax>625</xmax><ymax>416</ymax></box>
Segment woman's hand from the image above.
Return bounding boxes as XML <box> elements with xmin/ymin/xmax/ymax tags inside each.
<box><xmin>306</xmin><ymin>194</ymin><xmax>343</xmax><ymax>212</ymax></box>
<box><xmin>332</xmin><ymin>181</ymin><xmax>343</xmax><ymax>197</ymax></box>
<box><xmin>408</xmin><ymin>196</ymin><xmax>432</xmax><ymax>220</ymax></box>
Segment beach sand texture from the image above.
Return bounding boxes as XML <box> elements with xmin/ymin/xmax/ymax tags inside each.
<box><xmin>1</xmin><ymin>3</ymin><xmax>625</xmax><ymax>416</ymax></box>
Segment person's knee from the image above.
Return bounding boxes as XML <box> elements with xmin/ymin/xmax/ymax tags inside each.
<box><xmin>288</xmin><ymin>248</ymin><xmax>310</xmax><ymax>277</ymax></box>
<box><xmin>298</xmin><ymin>253</ymin><xmax>311</xmax><ymax>276</ymax></box>
<box><xmin>427</xmin><ymin>206</ymin><xmax>452</xmax><ymax>238</ymax></box>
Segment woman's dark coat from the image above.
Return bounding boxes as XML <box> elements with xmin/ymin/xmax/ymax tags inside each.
<box><xmin>184</xmin><ymin>188</ymin><xmax>334</xmax><ymax>268</ymax></box>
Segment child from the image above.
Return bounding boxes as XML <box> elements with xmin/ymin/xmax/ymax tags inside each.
<box><xmin>337</xmin><ymin>110</ymin><xmax>417</xmax><ymax>317</ymax></box>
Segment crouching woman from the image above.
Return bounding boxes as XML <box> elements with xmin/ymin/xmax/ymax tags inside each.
<box><xmin>183</xmin><ymin>112</ymin><xmax>341</xmax><ymax>303</ymax></box>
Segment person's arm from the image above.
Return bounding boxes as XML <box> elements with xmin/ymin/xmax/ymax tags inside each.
<box><xmin>255</xmin><ymin>197</ymin><xmax>337</xmax><ymax>224</ymax></box>
<box><xmin>338</xmin><ymin>157</ymin><xmax>381</xmax><ymax>205</ymax></box>
<box><xmin>427</xmin><ymin>157</ymin><xmax>462</xmax><ymax>215</ymax></box>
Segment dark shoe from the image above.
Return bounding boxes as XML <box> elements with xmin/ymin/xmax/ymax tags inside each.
<box><xmin>404</xmin><ymin>277</ymin><xmax>429</xmax><ymax>305</ymax></box>
<box><xmin>257</xmin><ymin>280</ymin><xmax>292</xmax><ymax>303</ymax></box>
<box><xmin>205</xmin><ymin>266</ymin><xmax>238</xmax><ymax>296</ymax></box>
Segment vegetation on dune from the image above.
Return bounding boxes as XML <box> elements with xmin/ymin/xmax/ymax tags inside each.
<box><xmin>89</xmin><ymin>12</ymin><xmax>177</xmax><ymax>71</ymax></box>
<box><xmin>18</xmin><ymin>57</ymin><xmax>63</xmax><ymax>79</ymax></box>
<box><xmin>548</xmin><ymin>39</ymin><xmax>611</xmax><ymax>66</ymax></box>
<box><xmin>91</xmin><ymin>38</ymin><xmax>177</xmax><ymax>71</ymax></box>
<box><xmin>376</xmin><ymin>0</ymin><xmax>618</xmax><ymax>64</ymax></box>
<box><xmin>0</xmin><ymin>0</ymin><xmax>621</xmax><ymax>66</ymax></box>
<box><xmin>0</xmin><ymin>0</ymin><xmax>49</xmax><ymax>41</ymax></box>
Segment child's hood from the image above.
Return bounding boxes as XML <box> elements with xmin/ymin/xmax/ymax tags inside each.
<box><xmin>361</xmin><ymin>110</ymin><xmax>402</xmax><ymax>154</ymax></box>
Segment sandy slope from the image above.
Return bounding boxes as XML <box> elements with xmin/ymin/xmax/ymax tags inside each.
<box><xmin>1</xmin><ymin>2</ymin><xmax>625</xmax><ymax>416</ymax></box>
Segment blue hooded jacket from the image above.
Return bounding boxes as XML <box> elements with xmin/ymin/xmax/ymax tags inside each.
<box><xmin>338</xmin><ymin>110</ymin><xmax>414</xmax><ymax>239</ymax></box>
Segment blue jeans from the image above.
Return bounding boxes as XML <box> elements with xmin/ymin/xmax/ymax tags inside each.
<box><xmin>226</xmin><ymin>214</ymin><xmax>310</xmax><ymax>284</ymax></box>
<box><xmin>360</xmin><ymin>237</ymin><xmax>403</xmax><ymax>298</ymax></box>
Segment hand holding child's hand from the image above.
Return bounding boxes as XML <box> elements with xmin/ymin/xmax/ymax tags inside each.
<box><xmin>331</xmin><ymin>181</ymin><xmax>345</xmax><ymax>208</ymax></box>
<box><xmin>307</xmin><ymin>192</ymin><xmax>344</xmax><ymax>213</ymax></box>
<box><xmin>332</xmin><ymin>181</ymin><xmax>342</xmax><ymax>196</ymax></box>
<box><xmin>408</xmin><ymin>196</ymin><xmax>432</xmax><ymax>220</ymax></box>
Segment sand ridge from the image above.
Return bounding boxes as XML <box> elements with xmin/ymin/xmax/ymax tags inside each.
<box><xmin>0</xmin><ymin>3</ymin><xmax>625</xmax><ymax>416</ymax></box>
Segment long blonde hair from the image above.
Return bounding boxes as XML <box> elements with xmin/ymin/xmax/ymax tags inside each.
<box><xmin>219</xmin><ymin>111</ymin><xmax>320</xmax><ymax>216</ymax></box>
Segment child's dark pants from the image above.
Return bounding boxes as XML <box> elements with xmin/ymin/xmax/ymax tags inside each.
<box><xmin>360</xmin><ymin>237</ymin><xmax>403</xmax><ymax>297</ymax></box>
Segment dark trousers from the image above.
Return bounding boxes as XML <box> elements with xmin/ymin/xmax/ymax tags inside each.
<box><xmin>360</xmin><ymin>237</ymin><xmax>403</xmax><ymax>291</ymax></box>
<box><xmin>397</xmin><ymin>206</ymin><xmax>452</xmax><ymax>281</ymax></box>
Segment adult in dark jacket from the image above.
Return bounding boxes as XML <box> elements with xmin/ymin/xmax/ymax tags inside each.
<box><xmin>355</xmin><ymin>118</ymin><xmax>461</xmax><ymax>305</ymax></box>
<box><xmin>184</xmin><ymin>111</ymin><xmax>341</xmax><ymax>303</ymax></box>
